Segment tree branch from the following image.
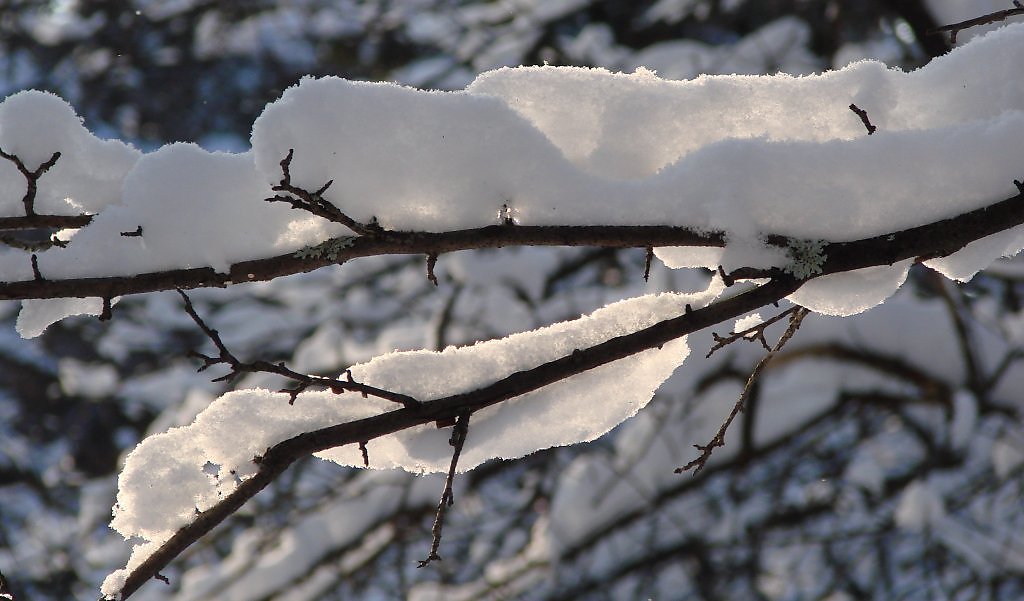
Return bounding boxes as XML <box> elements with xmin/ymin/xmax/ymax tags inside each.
<box><xmin>706</xmin><ymin>306</ymin><xmax>802</xmax><ymax>358</ymax></box>
<box><xmin>418</xmin><ymin>411</ymin><xmax>470</xmax><ymax>568</ymax></box>
<box><xmin>6</xmin><ymin>179</ymin><xmax>1024</xmax><ymax>303</ymax></box>
<box><xmin>0</xmin><ymin>148</ymin><xmax>61</xmax><ymax>217</ymax></box>
<box><xmin>265</xmin><ymin>149</ymin><xmax>382</xmax><ymax>236</ymax></box>
<box><xmin>929</xmin><ymin>2</ymin><xmax>1024</xmax><ymax>44</ymax></box>
<box><xmin>676</xmin><ymin>307</ymin><xmax>810</xmax><ymax>474</ymax></box>
<box><xmin>177</xmin><ymin>289</ymin><xmax>420</xmax><ymax>408</ymax></box>
<box><xmin>0</xmin><ymin>214</ymin><xmax>93</xmax><ymax>230</ymax></box>
<box><xmin>110</xmin><ymin>276</ymin><xmax>802</xmax><ymax>599</ymax></box>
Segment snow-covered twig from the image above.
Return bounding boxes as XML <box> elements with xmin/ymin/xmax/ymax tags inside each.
<box><xmin>177</xmin><ymin>289</ymin><xmax>420</xmax><ymax>408</ymax></box>
<box><xmin>3</xmin><ymin>179</ymin><xmax>1024</xmax><ymax>304</ymax></box>
<box><xmin>677</xmin><ymin>307</ymin><xmax>810</xmax><ymax>475</ymax></box>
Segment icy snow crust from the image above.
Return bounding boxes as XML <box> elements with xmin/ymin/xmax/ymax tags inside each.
<box><xmin>4</xmin><ymin>23</ymin><xmax>1024</xmax><ymax>334</ymax></box>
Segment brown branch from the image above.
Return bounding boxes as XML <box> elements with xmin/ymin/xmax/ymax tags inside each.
<box><xmin>0</xmin><ymin>148</ymin><xmax>61</xmax><ymax>217</ymax></box>
<box><xmin>30</xmin><ymin>254</ymin><xmax>43</xmax><ymax>281</ymax></box>
<box><xmin>0</xmin><ymin>213</ymin><xmax>92</xmax><ymax>230</ymax></box>
<box><xmin>265</xmin><ymin>149</ymin><xmax>381</xmax><ymax>236</ymax></box>
<box><xmin>111</xmin><ymin>276</ymin><xmax>802</xmax><ymax>599</ymax></box>
<box><xmin>426</xmin><ymin>252</ymin><xmax>439</xmax><ymax>286</ymax></box>
<box><xmin>849</xmin><ymin>103</ymin><xmax>877</xmax><ymax>135</ymax></box>
<box><xmin>706</xmin><ymin>306</ymin><xmax>801</xmax><ymax>358</ymax></box>
<box><xmin>5</xmin><ymin>177</ymin><xmax>1022</xmax><ymax>305</ymax></box>
<box><xmin>418</xmin><ymin>411</ymin><xmax>470</xmax><ymax>568</ymax></box>
<box><xmin>0</xmin><ymin>224</ymin><xmax>724</xmax><ymax>301</ymax></box>
<box><xmin>929</xmin><ymin>2</ymin><xmax>1024</xmax><ymax>44</ymax></box>
<box><xmin>0</xmin><ymin>232</ymin><xmax>67</xmax><ymax>251</ymax></box>
<box><xmin>676</xmin><ymin>307</ymin><xmax>810</xmax><ymax>475</ymax></box>
<box><xmin>177</xmin><ymin>289</ymin><xmax>420</xmax><ymax>409</ymax></box>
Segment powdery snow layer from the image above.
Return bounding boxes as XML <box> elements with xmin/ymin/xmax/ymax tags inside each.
<box><xmin>0</xmin><ymin>24</ymin><xmax>1021</xmax><ymax>335</ymax></box>
<box><xmin>0</xmin><ymin>90</ymin><xmax>139</xmax><ymax>216</ymax></box>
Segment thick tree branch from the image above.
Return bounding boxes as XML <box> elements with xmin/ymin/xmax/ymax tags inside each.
<box><xmin>0</xmin><ymin>214</ymin><xmax>93</xmax><ymax>230</ymax></box>
<box><xmin>7</xmin><ymin>180</ymin><xmax>1024</xmax><ymax>303</ymax></box>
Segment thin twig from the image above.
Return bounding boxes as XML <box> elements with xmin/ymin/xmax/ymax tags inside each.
<box><xmin>426</xmin><ymin>252</ymin><xmax>439</xmax><ymax>286</ymax></box>
<box><xmin>265</xmin><ymin>149</ymin><xmax>381</xmax><ymax>236</ymax></box>
<box><xmin>677</xmin><ymin>307</ymin><xmax>810</xmax><ymax>475</ymax></box>
<box><xmin>176</xmin><ymin>289</ymin><xmax>420</xmax><ymax>408</ymax></box>
<box><xmin>418</xmin><ymin>411</ymin><xmax>471</xmax><ymax>568</ymax></box>
<box><xmin>706</xmin><ymin>306</ymin><xmax>801</xmax><ymax>358</ymax></box>
<box><xmin>30</xmin><ymin>254</ymin><xmax>43</xmax><ymax>281</ymax></box>
<box><xmin>359</xmin><ymin>441</ymin><xmax>370</xmax><ymax>467</ymax></box>
<box><xmin>0</xmin><ymin>148</ymin><xmax>61</xmax><ymax>217</ymax></box>
<box><xmin>99</xmin><ymin>296</ymin><xmax>113</xmax><ymax>321</ymax></box>
<box><xmin>643</xmin><ymin>246</ymin><xmax>654</xmax><ymax>282</ymax></box>
<box><xmin>848</xmin><ymin>103</ymin><xmax>877</xmax><ymax>135</ymax></box>
<box><xmin>929</xmin><ymin>1</ymin><xmax>1024</xmax><ymax>44</ymax></box>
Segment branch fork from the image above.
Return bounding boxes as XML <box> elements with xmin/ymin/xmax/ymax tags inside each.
<box><xmin>177</xmin><ymin>289</ymin><xmax>419</xmax><ymax>408</ymax></box>
<box><xmin>265</xmin><ymin>149</ymin><xmax>382</xmax><ymax>237</ymax></box>
<box><xmin>679</xmin><ymin>306</ymin><xmax>810</xmax><ymax>474</ymax></box>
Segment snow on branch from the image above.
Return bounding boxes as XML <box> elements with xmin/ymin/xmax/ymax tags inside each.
<box><xmin>0</xmin><ymin>25</ymin><xmax>1020</xmax><ymax>311</ymax></box>
<box><xmin>104</xmin><ymin>276</ymin><xmax>790</xmax><ymax>599</ymax></box>
<box><xmin>0</xmin><ymin>20</ymin><xmax>1019</xmax><ymax>599</ymax></box>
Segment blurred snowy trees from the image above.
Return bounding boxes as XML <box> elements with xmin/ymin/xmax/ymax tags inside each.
<box><xmin>1</xmin><ymin>1</ymin><xmax>1023</xmax><ymax>600</ymax></box>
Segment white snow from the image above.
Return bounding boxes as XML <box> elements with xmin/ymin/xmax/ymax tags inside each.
<box><xmin>16</xmin><ymin>297</ymin><xmax>106</xmax><ymax>338</ymax></box>
<box><xmin>894</xmin><ymin>480</ymin><xmax>946</xmax><ymax>531</ymax></box>
<box><xmin>991</xmin><ymin>431</ymin><xmax>1024</xmax><ymax>479</ymax></box>
<box><xmin>0</xmin><ymin>90</ymin><xmax>139</xmax><ymax>216</ymax></box>
<box><xmin>103</xmin><ymin>281</ymin><xmax>721</xmax><ymax>588</ymax></box>
<box><xmin>733</xmin><ymin>312</ymin><xmax>762</xmax><ymax>332</ymax></box>
<box><xmin>0</xmin><ymin>25</ymin><xmax>1021</xmax><ymax>332</ymax></box>
<box><xmin>2</xmin><ymin>20</ymin><xmax>1024</xmax><ymax>598</ymax></box>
